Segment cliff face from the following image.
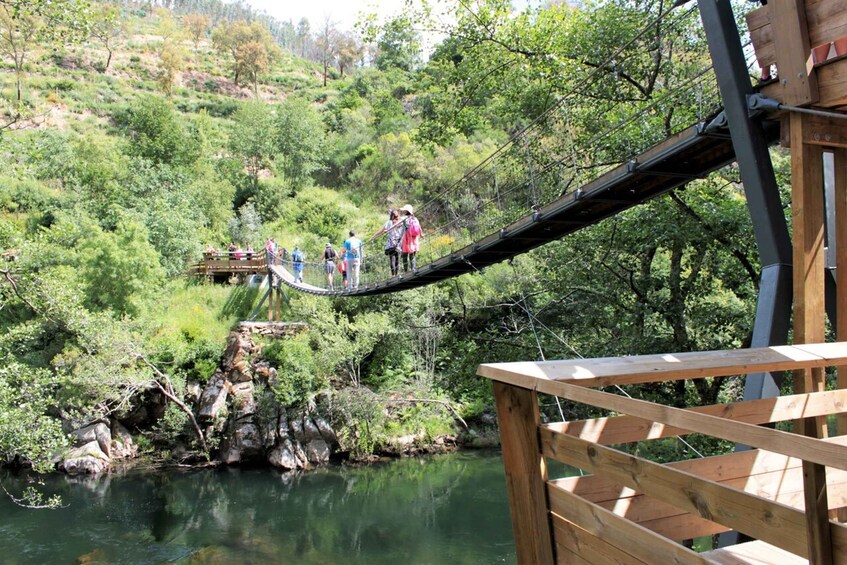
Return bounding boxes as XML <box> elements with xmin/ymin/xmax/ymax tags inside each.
<box><xmin>195</xmin><ymin>322</ymin><xmax>340</xmax><ymax>470</ymax></box>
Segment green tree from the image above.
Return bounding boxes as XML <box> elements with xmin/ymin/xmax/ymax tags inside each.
<box><xmin>121</xmin><ymin>96</ymin><xmax>198</xmax><ymax>166</ymax></box>
<box><xmin>374</xmin><ymin>15</ymin><xmax>420</xmax><ymax>72</ymax></box>
<box><xmin>80</xmin><ymin>218</ymin><xmax>164</xmax><ymax>317</ymax></box>
<box><xmin>274</xmin><ymin>98</ymin><xmax>326</xmax><ymax>192</ymax></box>
<box><xmin>229</xmin><ymin>101</ymin><xmax>275</xmax><ymax>191</ymax></box>
<box><xmin>89</xmin><ymin>4</ymin><xmax>124</xmax><ymax>71</ymax></box>
<box><xmin>212</xmin><ymin>19</ymin><xmax>280</xmax><ymax>93</ymax></box>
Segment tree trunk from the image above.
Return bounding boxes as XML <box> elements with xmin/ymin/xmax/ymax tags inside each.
<box><xmin>105</xmin><ymin>49</ymin><xmax>113</xmax><ymax>71</ymax></box>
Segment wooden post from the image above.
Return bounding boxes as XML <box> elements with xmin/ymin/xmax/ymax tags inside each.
<box><xmin>268</xmin><ymin>287</ymin><xmax>276</xmax><ymax>322</ymax></box>
<box><xmin>492</xmin><ymin>381</ymin><xmax>554</xmax><ymax>564</ymax></box>
<box><xmin>770</xmin><ymin>0</ymin><xmax>818</xmax><ymax>106</ymax></box>
<box><xmin>836</xmin><ymin>148</ymin><xmax>847</xmax><ymax>438</ymax></box>
<box><xmin>790</xmin><ymin>112</ymin><xmax>833</xmax><ymax>564</ymax></box>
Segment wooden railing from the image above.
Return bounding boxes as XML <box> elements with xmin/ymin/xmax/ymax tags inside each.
<box><xmin>188</xmin><ymin>252</ymin><xmax>266</xmax><ymax>277</ymax></box>
<box><xmin>478</xmin><ymin>342</ymin><xmax>847</xmax><ymax>564</ymax></box>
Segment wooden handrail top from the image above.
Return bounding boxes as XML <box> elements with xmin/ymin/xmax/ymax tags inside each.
<box><xmin>477</xmin><ymin>341</ymin><xmax>847</xmax><ymax>388</ymax></box>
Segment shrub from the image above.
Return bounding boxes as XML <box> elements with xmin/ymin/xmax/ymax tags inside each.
<box><xmin>263</xmin><ymin>334</ymin><xmax>320</xmax><ymax>407</ymax></box>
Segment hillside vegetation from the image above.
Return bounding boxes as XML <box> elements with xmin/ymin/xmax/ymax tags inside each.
<box><xmin>0</xmin><ymin>0</ymin><xmax>793</xmax><ymax>491</ymax></box>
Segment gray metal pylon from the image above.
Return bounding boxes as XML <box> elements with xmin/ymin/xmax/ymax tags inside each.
<box><xmin>697</xmin><ymin>0</ymin><xmax>793</xmax><ymax>400</ymax></box>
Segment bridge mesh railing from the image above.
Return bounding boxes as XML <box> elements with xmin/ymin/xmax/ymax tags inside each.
<box><xmin>277</xmin><ymin>5</ymin><xmax>763</xmax><ymax>294</ymax></box>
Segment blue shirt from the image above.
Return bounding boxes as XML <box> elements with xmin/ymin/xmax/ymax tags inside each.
<box><xmin>344</xmin><ymin>237</ymin><xmax>363</xmax><ymax>261</ymax></box>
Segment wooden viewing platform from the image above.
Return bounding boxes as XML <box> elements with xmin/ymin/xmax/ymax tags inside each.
<box><xmin>188</xmin><ymin>253</ymin><xmax>266</xmax><ymax>279</ymax></box>
<box><xmin>479</xmin><ymin>343</ymin><xmax>847</xmax><ymax>564</ymax></box>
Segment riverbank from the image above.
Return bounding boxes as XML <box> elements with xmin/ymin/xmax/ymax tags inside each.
<box><xmin>52</xmin><ymin>322</ymin><xmax>500</xmax><ymax>478</ymax></box>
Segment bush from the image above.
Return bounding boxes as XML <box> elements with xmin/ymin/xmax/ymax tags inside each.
<box><xmin>262</xmin><ymin>334</ymin><xmax>320</xmax><ymax>407</ymax></box>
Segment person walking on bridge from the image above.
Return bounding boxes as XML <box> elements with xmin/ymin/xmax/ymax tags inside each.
<box><xmin>323</xmin><ymin>243</ymin><xmax>338</xmax><ymax>290</ymax></box>
<box><xmin>399</xmin><ymin>205</ymin><xmax>422</xmax><ymax>273</ymax></box>
<box><xmin>292</xmin><ymin>246</ymin><xmax>305</xmax><ymax>283</ymax></box>
<box><xmin>344</xmin><ymin>230</ymin><xmax>363</xmax><ymax>289</ymax></box>
<box><xmin>373</xmin><ymin>209</ymin><xmax>401</xmax><ymax>277</ymax></box>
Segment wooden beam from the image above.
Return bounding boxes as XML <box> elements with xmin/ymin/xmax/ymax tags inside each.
<box><xmin>764</xmin><ymin>58</ymin><xmax>847</xmax><ymax>109</ymax></box>
<box><xmin>492</xmin><ymin>382</ymin><xmax>554</xmax><ymax>564</ymax></box>
<box><xmin>770</xmin><ymin>0</ymin><xmax>818</xmax><ymax>106</ymax></box>
<box><xmin>543</xmin><ymin>388</ymin><xmax>847</xmax><ymax>445</ymax></box>
<box><xmin>477</xmin><ymin>342</ymin><xmax>847</xmax><ymax>389</ymax></box>
<box><xmin>791</xmin><ymin>112</ymin><xmax>833</xmax><ymax>563</ymax></box>
<box><xmin>784</xmin><ymin>114</ymin><xmax>847</xmax><ymax>150</ymax></box>
<box><xmin>544</xmin><ymin>431</ymin><xmax>814</xmax><ymax>557</ymax></box>
<box><xmin>547</xmin><ymin>491</ymin><xmax>709</xmax><ymax>564</ymax></box>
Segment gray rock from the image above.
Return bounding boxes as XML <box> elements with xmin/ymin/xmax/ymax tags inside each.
<box><xmin>277</xmin><ymin>409</ymin><xmax>289</xmax><ymax>438</ymax></box>
<box><xmin>232</xmin><ymin>422</ymin><xmax>262</xmax><ymax>460</ymax></box>
<box><xmin>268</xmin><ymin>439</ymin><xmax>300</xmax><ymax>470</ymax></box>
<box><xmin>302</xmin><ymin>417</ymin><xmax>322</xmax><ymax>441</ymax></box>
<box><xmin>71</xmin><ymin>422</ymin><xmax>111</xmax><ymax>458</ymax></box>
<box><xmin>288</xmin><ymin>417</ymin><xmax>305</xmax><ymax>442</ymax></box>
<box><xmin>313</xmin><ymin>415</ymin><xmax>338</xmax><ymax>445</ymax></box>
<box><xmin>221</xmin><ymin>446</ymin><xmax>241</xmax><ymax>465</ymax></box>
<box><xmin>230</xmin><ymin>382</ymin><xmax>255</xmax><ymax>419</ymax></box>
<box><xmin>292</xmin><ymin>440</ymin><xmax>309</xmax><ymax>469</ymax></box>
<box><xmin>59</xmin><ymin>441</ymin><xmax>110</xmax><ymax>475</ymax></box>
<box><xmin>198</xmin><ymin>372</ymin><xmax>228</xmax><ymax>422</ymax></box>
<box><xmin>185</xmin><ymin>382</ymin><xmax>202</xmax><ymax>405</ymax></box>
<box><xmin>305</xmin><ymin>440</ymin><xmax>330</xmax><ymax>465</ymax></box>
<box><xmin>109</xmin><ymin>420</ymin><xmax>137</xmax><ymax>460</ymax></box>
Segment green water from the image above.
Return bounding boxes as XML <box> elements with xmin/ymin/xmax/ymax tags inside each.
<box><xmin>0</xmin><ymin>450</ymin><xmax>516</xmax><ymax>564</ymax></box>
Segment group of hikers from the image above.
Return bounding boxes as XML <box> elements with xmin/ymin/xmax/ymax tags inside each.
<box><xmin>207</xmin><ymin>205</ymin><xmax>423</xmax><ymax>292</ymax></box>
<box><xmin>280</xmin><ymin>204</ymin><xmax>423</xmax><ymax>291</ymax></box>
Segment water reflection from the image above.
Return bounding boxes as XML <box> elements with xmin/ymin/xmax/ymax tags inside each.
<box><xmin>0</xmin><ymin>451</ymin><xmax>516</xmax><ymax>564</ymax></box>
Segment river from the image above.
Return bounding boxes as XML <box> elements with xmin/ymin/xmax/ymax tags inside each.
<box><xmin>1</xmin><ymin>450</ymin><xmax>517</xmax><ymax>564</ymax></box>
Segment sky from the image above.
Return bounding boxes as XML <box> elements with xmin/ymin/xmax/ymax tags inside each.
<box><xmin>243</xmin><ymin>0</ymin><xmax>542</xmax><ymax>32</ymax></box>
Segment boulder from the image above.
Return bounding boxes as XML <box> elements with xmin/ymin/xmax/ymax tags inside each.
<box><xmin>198</xmin><ymin>371</ymin><xmax>228</xmax><ymax>422</ymax></box>
<box><xmin>59</xmin><ymin>441</ymin><xmax>110</xmax><ymax>475</ymax></box>
<box><xmin>288</xmin><ymin>416</ymin><xmax>305</xmax><ymax>442</ymax></box>
<box><xmin>277</xmin><ymin>408</ymin><xmax>289</xmax><ymax>438</ymax></box>
<box><xmin>109</xmin><ymin>420</ymin><xmax>137</xmax><ymax>460</ymax></box>
<box><xmin>230</xmin><ymin>382</ymin><xmax>255</xmax><ymax>419</ymax></box>
<box><xmin>302</xmin><ymin>417</ymin><xmax>322</xmax><ymax>442</ymax></box>
<box><xmin>71</xmin><ymin>422</ymin><xmax>111</xmax><ymax>458</ymax></box>
<box><xmin>185</xmin><ymin>381</ymin><xmax>202</xmax><ymax>405</ymax></box>
<box><xmin>292</xmin><ymin>440</ymin><xmax>309</xmax><ymax>469</ymax></box>
<box><xmin>268</xmin><ymin>439</ymin><xmax>300</xmax><ymax>470</ymax></box>
<box><xmin>314</xmin><ymin>415</ymin><xmax>338</xmax><ymax>445</ymax></box>
<box><xmin>305</xmin><ymin>440</ymin><xmax>330</xmax><ymax>465</ymax></box>
<box><xmin>220</xmin><ymin>422</ymin><xmax>262</xmax><ymax>465</ymax></box>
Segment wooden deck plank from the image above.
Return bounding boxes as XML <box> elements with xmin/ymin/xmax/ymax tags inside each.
<box><xmin>703</xmin><ymin>540</ymin><xmax>808</xmax><ymax>565</ymax></box>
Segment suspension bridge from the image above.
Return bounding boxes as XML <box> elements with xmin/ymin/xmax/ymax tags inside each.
<box><xmin>197</xmin><ymin>0</ymin><xmax>847</xmax><ymax>561</ymax></box>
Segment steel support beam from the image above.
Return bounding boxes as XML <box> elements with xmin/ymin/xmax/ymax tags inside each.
<box><xmin>698</xmin><ymin>0</ymin><xmax>793</xmax><ymax>401</ymax></box>
<box><xmin>698</xmin><ymin>0</ymin><xmax>795</xmax><ymax>549</ymax></box>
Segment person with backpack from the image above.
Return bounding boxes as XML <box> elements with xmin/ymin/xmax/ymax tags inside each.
<box><xmin>373</xmin><ymin>209</ymin><xmax>402</xmax><ymax>277</ymax></box>
<box><xmin>398</xmin><ymin>204</ymin><xmax>422</xmax><ymax>273</ymax></box>
<box><xmin>323</xmin><ymin>242</ymin><xmax>338</xmax><ymax>290</ymax></box>
<box><xmin>291</xmin><ymin>246</ymin><xmax>305</xmax><ymax>283</ymax></box>
<box><xmin>343</xmin><ymin>230</ymin><xmax>364</xmax><ymax>289</ymax></box>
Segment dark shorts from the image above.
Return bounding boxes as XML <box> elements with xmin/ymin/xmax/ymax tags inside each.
<box><xmin>325</xmin><ymin>261</ymin><xmax>335</xmax><ymax>274</ymax></box>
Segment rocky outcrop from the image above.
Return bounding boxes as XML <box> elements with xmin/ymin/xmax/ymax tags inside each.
<box><xmin>195</xmin><ymin>322</ymin><xmax>340</xmax><ymax>471</ymax></box>
<box><xmin>59</xmin><ymin>441</ymin><xmax>110</xmax><ymax>475</ymax></box>
<box><xmin>58</xmin><ymin>418</ymin><xmax>139</xmax><ymax>475</ymax></box>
